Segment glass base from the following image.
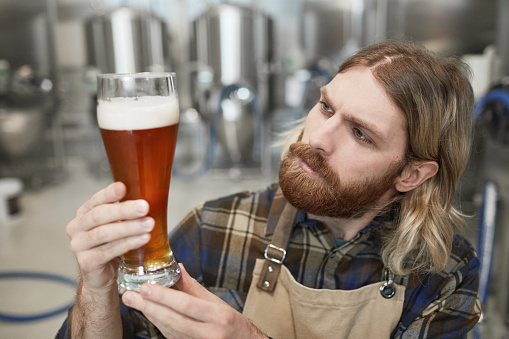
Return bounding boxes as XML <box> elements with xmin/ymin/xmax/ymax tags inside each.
<box><xmin>118</xmin><ymin>259</ymin><xmax>181</xmax><ymax>294</ymax></box>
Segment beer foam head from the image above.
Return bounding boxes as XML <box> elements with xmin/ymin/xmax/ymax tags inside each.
<box><xmin>97</xmin><ymin>95</ymin><xmax>179</xmax><ymax>130</ymax></box>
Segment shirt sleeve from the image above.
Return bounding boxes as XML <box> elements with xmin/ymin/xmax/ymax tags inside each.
<box><xmin>393</xmin><ymin>252</ymin><xmax>481</xmax><ymax>338</ymax></box>
<box><xmin>54</xmin><ymin>316</ymin><xmax>70</xmax><ymax>338</ymax></box>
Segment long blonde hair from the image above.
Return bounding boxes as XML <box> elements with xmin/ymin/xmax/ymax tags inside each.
<box><xmin>281</xmin><ymin>42</ymin><xmax>474</xmax><ymax>276</ymax></box>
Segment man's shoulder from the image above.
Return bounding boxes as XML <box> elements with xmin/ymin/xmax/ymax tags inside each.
<box><xmin>412</xmin><ymin>233</ymin><xmax>479</xmax><ymax>285</ymax></box>
<box><xmin>405</xmin><ymin>233</ymin><xmax>479</xmax><ymax>289</ymax></box>
<box><xmin>200</xmin><ymin>183</ymin><xmax>279</xmax><ymax>219</ymax></box>
<box><xmin>202</xmin><ymin>183</ymin><xmax>278</xmax><ymax>207</ymax></box>
<box><xmin>448</xmin><ymin>233</ymin><xmax>479</xmax><ymax>272</ymax></box>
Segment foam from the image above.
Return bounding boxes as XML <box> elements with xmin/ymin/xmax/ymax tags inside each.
<box><xmin>97</xmin><ymin>95</ymin><xmax>179</xmax><ymax>130</ymax></box>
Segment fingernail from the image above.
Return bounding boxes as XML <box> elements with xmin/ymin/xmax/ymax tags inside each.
<box><xmin>123</xmin><ymin>292</ymin><xmax>133</xmax><ymax>305</ymax></box>
<box><xmin>135</xmin><ymin>200</ymin><xmax>148</xmax><ymax>214</ymax></box>
<box><xmin>139</xmin><ymin>234</ymin><xmax>150</xmax><ymax>242</ymax></box>
<box><xmin>141</xmin><ymin>218</ymin><xmax>154</xmax><ymax>230</ymax></box>
<box><xmin>113</xmin><ymin>183</ymin><xmax>122</xmax><ymax>196</ymax></box>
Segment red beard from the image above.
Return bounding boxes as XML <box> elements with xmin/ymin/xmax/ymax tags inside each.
<box><xmin>279</xmin><ymin>142</ymin><xmax>403</xmax><ymax>219</ymax></box>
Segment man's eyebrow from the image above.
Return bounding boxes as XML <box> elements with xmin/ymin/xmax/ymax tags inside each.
<box><xmin>319</xmin><ymin>87</ymin><xmax>334</xmax><ymax>107</ymax></box>
<box><xmin>320</xmin><ymin>86</ymin><xmax>386</xmax><ymax>142</ymax></box>
<box><xmin>343</xmin><ymin>113</ymin><xmax>385</xmax><ymax>142</ymax></box>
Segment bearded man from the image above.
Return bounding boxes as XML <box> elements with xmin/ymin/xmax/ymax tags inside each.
<box><xmin>58</xmin><ymin>41</ymin><xmax>480</xmax><ymax>339</ymax></box>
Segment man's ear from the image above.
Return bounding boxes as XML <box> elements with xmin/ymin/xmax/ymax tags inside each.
<box><xmin>395</xmin><ymin>160</ymin><xmax>439</xmax><ymax>193</ymax></box>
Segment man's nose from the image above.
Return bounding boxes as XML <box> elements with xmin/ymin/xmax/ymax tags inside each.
<box><xmin>308</xmin><ymin>119</ymin><xmax>339</xmax><ymax>156</ymax></box>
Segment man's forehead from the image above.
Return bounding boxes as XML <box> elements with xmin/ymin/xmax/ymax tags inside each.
<box><xmin>321</xmin><ymin>69</ymin><xmax>407</xmax><ymax>147</ymax></box>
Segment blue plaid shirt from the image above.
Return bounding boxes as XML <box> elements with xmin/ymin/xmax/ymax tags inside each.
<box><xmin>57</xmin><ymin>183</ymin><xmax>480</xmax><ymax>338</ymax></box>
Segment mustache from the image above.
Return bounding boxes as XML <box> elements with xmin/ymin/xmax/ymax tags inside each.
<box><xmin>288</xmin><ymin>142</ymin><xmax>338</xmax><ymax>183</ymax></box>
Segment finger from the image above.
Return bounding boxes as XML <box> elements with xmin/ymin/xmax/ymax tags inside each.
<box><xmin>75</xmin><ymin>233</ymin><xmax>151</xmax><ymax>271</ymax></box>
<box><xmin>68</xmin><ymin>199</ymin><xmax>150</xmax><ymax>237</ymax></box>
<box><xmin>122</xmin><ymin>288</ymin><xmax>208</xmax><ymax>338</ymax></box>
<box><xmin>125</xmin><ymin>284</ymin><xmax>245</xmax><ymax>339</ymax></box>
<box><xmin>176</xmin><ymin>265</ymin><xmax>228</xmax><ymax>305</ymax></box>
<box><xmin>70</xmin><ymin>217</ymin><xmax>154</xmax><ymax>253</ymax></box>
<box><xmin>77</xmin><ymin>182</ymin><xmax>126</xmax><ymax>216</ymax></box>
<box><xmin>140</xmin><ymin>282</ymin><xmax>220</xmax><ymax>323</ymax></box>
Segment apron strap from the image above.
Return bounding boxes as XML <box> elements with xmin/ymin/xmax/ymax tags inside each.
<box><xmin>257</xmin><ymin>189</ymin><xmax>298</xmax><ymax>292</ymax></box>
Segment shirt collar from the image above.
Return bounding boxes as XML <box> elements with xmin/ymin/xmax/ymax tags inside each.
<box><xmin>270</xmin><ymin>184</ymin><xmax>384</xmax><ymax>236</ymax></box>
<box><xmin>296</xmin><ymin>210</ymin><xmax>384</xmax><ymax>234</ymax></box>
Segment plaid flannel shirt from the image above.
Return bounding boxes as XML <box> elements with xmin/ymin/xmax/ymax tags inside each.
<box><xmin>57</xmin><ymin>183</ymin><xmax>481</xmax><ymax>339</ymax></box>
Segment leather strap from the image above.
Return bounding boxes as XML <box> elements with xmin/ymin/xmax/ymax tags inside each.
<box><xmin>257</xmin><ymin>190</ymin><xmax>298</xmax><ymax>292</ymax></box>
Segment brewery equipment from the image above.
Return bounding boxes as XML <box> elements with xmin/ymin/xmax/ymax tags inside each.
<box><xmin>0</xmin><ymin>0</ymin><xmax>62</xmax><ymax>188</ymax></box>
<box><xmin>461</xmin><ymin>85</ymin><xmax>509</xmax><ymax>338</ymax></box>
<box><xmin>384</xmin><ymin>0</ymin><xmax>496</xmax><ymax>55</ymax></box>
<box><xmin>188</xmin><ymin>4</ymin><xmax>273</xmax><ymax>176</ymax></box>
<box><xmin>85</xmin><ymin>7</ymin><xmax>172</xmax><ymax>74</ymax></box>
<box><xmin>301</xmin><ymin>0</ymin><xmax>364</xmax><ymax>67</ymax></box>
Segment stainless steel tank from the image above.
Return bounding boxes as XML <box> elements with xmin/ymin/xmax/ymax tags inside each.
<box><xmin>0</xmin><ymin>0</ymin><xmax>61</xmax><ymax>188</ymax></box>
<box><xmin>189</xmin><ymin>4</ymin><xmax>273</xmax><ymax>169</ymax></box>
<box><xmin>85</xmin><ymin>7</ymin><xmax>172</xmax><ymax>73</ymax></box>
<box><xmin>384</xmin><ymin>0</ymin><xmax>497</xmax><ymax>55</ymax></box>
<box><xmin>299</xmin><ymin>0</ymin><xmax>497</xmax><ymax>64</ymax></box>
<box><xmin>191</xmin><ymin>4</ymin><xmax>272</xmax><ymax>90</ymax></box>
<box><xmin>0</xmin><ymin>1</ymin><xmax>58</xmax><ymax>159</ymax></box>
<box><xmin>301</xmin><ymin>0</ymin><xmax>364</xmax><ymax>66</ymax></box>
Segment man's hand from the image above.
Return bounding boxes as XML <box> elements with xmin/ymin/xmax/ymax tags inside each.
<box><xmin>122</xmin><ymin>265</ymin><xmax>268</xmax><ymax>339</ymax></box>
<box><xmin>66</xmin><ymin>182</ymin><xmax>155</xmax><ymax>338</ymax></box>
<box><xmin>66</xmin><ymin>181</ymin><xmax>153</xmax><ymax>293</ymax></box>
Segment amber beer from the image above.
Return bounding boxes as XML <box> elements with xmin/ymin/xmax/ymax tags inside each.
<box><xmin>97</xmin><ymin>87</ymin><xmax>181</xmax><ymax>292</ymax></box>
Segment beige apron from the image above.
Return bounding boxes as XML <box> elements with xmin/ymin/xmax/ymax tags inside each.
<box><xmin>243</xmin><ymin>201</ymin><xmax>405</xmax><ymax>339</ymax></box>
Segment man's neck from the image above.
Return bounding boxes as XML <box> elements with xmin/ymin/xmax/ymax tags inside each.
<box><xmin>308</xmin><ymin>210</ymin><xmax>379</xmax><ymax>241</ymax></box>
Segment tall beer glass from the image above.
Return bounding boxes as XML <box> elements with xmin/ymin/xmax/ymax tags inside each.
<box><xmin>97</xmin><ymin>73</ymin><xmax>181</xmax><ymax>293</ymax></box>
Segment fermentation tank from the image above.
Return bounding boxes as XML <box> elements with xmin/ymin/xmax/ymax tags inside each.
<box><xmin>189</xmin><ymin>4</ymin><xmax>273</xmax><ymax>174</ymax></box>
<box><xmin>0</xmin><ymin>0</ymin><xmax>61</xmax><ymax>187</ymax></box>
<box><xmin>384</xmin><ymin>0</ymin><xmax>496</xmax><ymax>55</ymax></box>
<box><xmin>85</xmin><ymin>7</ymin><xmax>172</xmax><ymax>74</ymax></box>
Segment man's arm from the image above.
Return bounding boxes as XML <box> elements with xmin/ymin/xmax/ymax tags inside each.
<box><xmin>64</xmin><ymin>182</ymin><xmax>154</xmax><ymax>338</ymax></box>
<box><xmin>69</xmin><ymin>280</ymin><xmax>122</xmax><ymax>338</ymax></box>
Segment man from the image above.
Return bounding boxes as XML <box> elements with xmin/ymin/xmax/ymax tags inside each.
<box><xmin>58</xmin><ymin>41</ymin><xmax>480</xmax><ymax>338</ymax></box>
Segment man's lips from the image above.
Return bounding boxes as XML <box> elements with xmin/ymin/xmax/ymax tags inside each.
<box><xmin>297</xmin><ymin>157</ymin><xmax>322</xmax><ymax>177</ymax></box>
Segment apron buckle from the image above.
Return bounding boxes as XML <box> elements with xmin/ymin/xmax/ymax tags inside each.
<box><xmin>264</xmin><ymin>244</ymin><xmax>287</xmax><ymax>264</ymax></box>
<box><xmin>380</xmin><ymin>268</ymin><xmax>396</xmax><ymax>299</ymax></box>
<box><xmin>380</xmin><ymin>281</ymin><xmax>396</xmax><ymax>299</ymax></box>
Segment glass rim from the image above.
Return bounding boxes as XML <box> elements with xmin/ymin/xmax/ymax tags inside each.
<box><xmin>97</xmin><ymin>72</ymin><xmax>176</xmax><ymax>79</ymax></box>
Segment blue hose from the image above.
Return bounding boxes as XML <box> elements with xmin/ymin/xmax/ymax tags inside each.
<box><xmin>0</xmin><ymin>271</ymin><xmax>77</xmax><ymax>322</ymax></box>
<box><xmin>472</xmin><ymin>182</ymin><xmax>498</xmax><ymax>338</ymax></box>
<box><xmin>473</xmin><ymin>88</ymin><xmax>509</xmax><ymax>121</ymax></box>
<box><xmin>477</xmin><ymin>182</ymin><xmax>497</xmax><ymax>306</ymax></box>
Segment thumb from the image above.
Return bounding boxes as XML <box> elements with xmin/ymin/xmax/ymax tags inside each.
<box><xmin>176</xmin><ymin>264</ymin><xmax>225</xmax><ymax>304</ymax></box>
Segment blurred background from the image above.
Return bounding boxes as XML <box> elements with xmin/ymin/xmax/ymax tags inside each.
<box><xmin>0</xmin><ymin>0</ymin><xmax>508</xmax><ymax>338</ymax></box>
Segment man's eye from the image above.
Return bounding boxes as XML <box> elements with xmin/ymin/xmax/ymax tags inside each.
<box><xmin>321</xmin><ymin>101</ymin><xmax>333</xmax><ymax>113</ymax></box>
<box><xmin>353</xmin><ymin>128</ymin><xmax>371</xmax><ymax>144</ymax></box>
